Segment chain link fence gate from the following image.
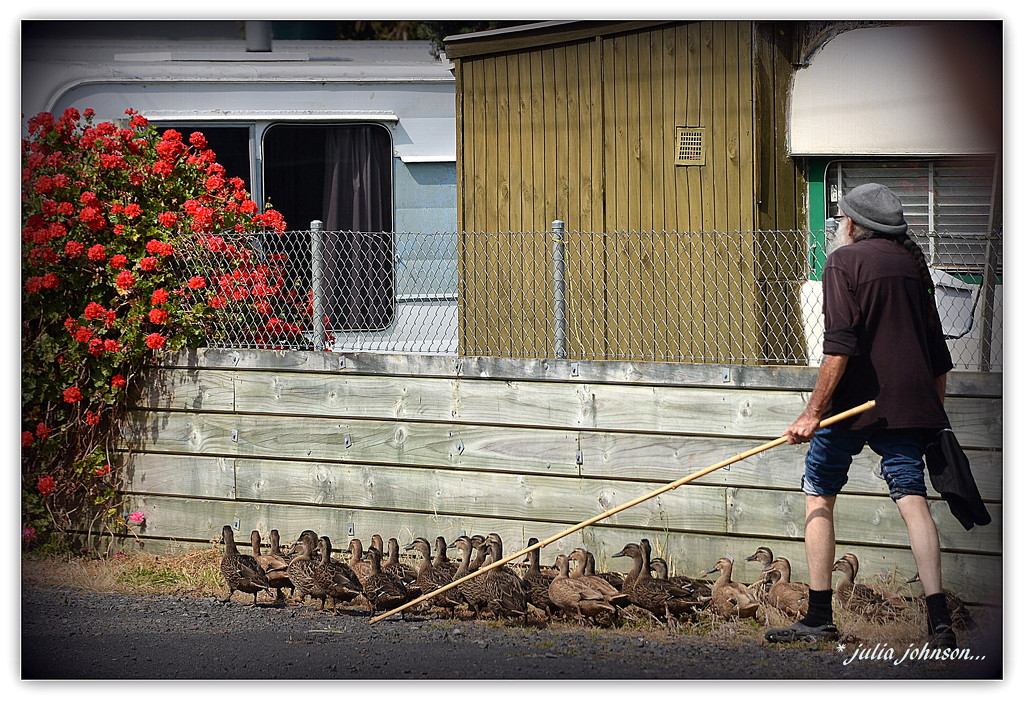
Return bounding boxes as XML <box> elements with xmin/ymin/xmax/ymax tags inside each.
<box><xmin>170</xmin><ymin>221</ymin><xmax>1002</xmax><ymax>372</ymax></box>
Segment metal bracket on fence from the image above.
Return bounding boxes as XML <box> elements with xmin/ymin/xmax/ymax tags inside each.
<box><xmin>552</xmin><ymin>220</ymin><xmax>568</xmax><ymax>359</ymax></box>
<box><xmin>310</xmin><ymin>220</ymin><xmax>326</xmax><ymax>353</ymax></box>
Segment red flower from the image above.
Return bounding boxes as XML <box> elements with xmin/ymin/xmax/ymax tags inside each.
<box><xmin>25</xmin><ymin>277</ymin><xmax>42</xmax><ymax>294</ymax></box>
<box><xmin>37</xmin><ymin>475</ymin><xmax>56</xmax><ymax>496</ymax></box>
<box><xmin>110</xmin><ymin>254</ymin><xmax>128</xmax><ymax>269</ymax></box>
<box><xmin>138</xmin><ymin>256</ymin><xmax>158</xmax><ymax>272</ymax></box>
<box><xmin>146</xmin><ymin>239</ymin><xmax>173</xmax><ymax>256</ymax></box>
<box><xmin>62</xmin><ymin>386</ymin><xmax>82</xmax><ymax>403</ymax></box>
<box><xmin>22</xmin><ymin>431</ymin><xmax>34</xmax><ymax>448</ymax></box>
<box><xmin>111</xmin><ymin>375</ymin><xmax>127</xmax><ymax>389</ymax></box>
<box><xmin>96</xmin><ymin>464</ymin><xmax>112</xmax><ymax>477</ymax></box>
<box><xmin>103</xmin><ymin>339</ymin><xmax>121</xmax><ymax>354</ymax></box>
<box><xmin>148</xmin><ymin>308</ymin><xmax>168</xmax><ymax>324</ymax></box>
<box><xmin>157</xmin><ymin>212</ymin><xmax>179</xmax><ymax>228</ymax></box>
<box><xmin>144</xmin><ymin>333</ymin><xmax>166</xmax><ymax>350</ymax></box>
<box><xmin>115</xmin><ymin>271</ymin><xmax>136</xmax><ymax>289</ymax></box>
<box><xmin>87</xmin><ymin>244</ymin><xmax>106</xmax><ymax>261</ymax></box>
<box><xmin>189</xmin><ymin>131</ymin><xmax>208</xmax><ymax>149</ymax></box>
<box><xmin>85</xmin><ymin>411</ymin><xmax>100</xmax><ymax>425</ymax></box>
<box><xmin>41</xmin><ymin>273</ymin><xmax>59</xmax><ymax>289</ymax></box>
<box><xmin>65</xmin><ymin>240</ymin><xmax>85</xmax><ymax>258</ymax></box>
<box><xmin>73</xmin><ymin>327</ymin><xmax>93</xmax><ymax>343</ymax></box>
<box><xmin>208</xmin><ymin>295</ymin><xmax>227</xmax><ymax>309</ymax></box>
<box><xmin>187</xmin><ymin>276</ymin><xmax>207</xmax><ymax>290</ymax></box>
<box><xmin>151</xmin><ymin>288</ymin><xmax>169</xmax><ymax>305</ymax></box>
<box><xmin>83</xmin><ymin>302</ymin><xmax>106</xmax><ymax>320</ymax></box>
<box><xmin>124</xmin><ymin>203</ymin><xmax>142</xmax><ymax>218</ymax></box>
<box><xmin>35</xmin><ymin>422</ymin><xmax>51</xmax><ymax>438</ymax></box>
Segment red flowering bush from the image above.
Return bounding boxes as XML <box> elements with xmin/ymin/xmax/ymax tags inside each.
<box><xmin>21</xmin><ymin>107</ymin><xmax>286</xmax><ymax>549</ymax></box>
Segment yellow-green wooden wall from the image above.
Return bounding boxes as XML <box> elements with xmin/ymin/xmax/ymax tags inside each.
<box><xmin>452</xmin><ymin>21</ymin><xmax>806</xmax><ymax>362</ymax></box>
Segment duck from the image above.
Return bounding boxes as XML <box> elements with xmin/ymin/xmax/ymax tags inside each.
<box><xmin>450</xmin><ymin>534</ymin><xmax>491</xmax><ymax>618</ymax></box>
<box><xmin>547</xmin><ymin>553</ymin><xmax>617</xmax><ymax>625</ymax></box>
<box><xmin>584</xmin><ymin>550</ymin><xmax>626</xmax><ymax>591</ymax></box>
<box><xmin>405</xmin><ymin>536</ymin><xmax>462</xmax><ymax>616</ymax></box>
<box><xmin>613</xmin><ymin>542</ymin><xmax>700</xmax><ymax>627</ymax></box>
<box><xmin>343</xmin><ymin>538</ymin><xmax>374</xmax><ymax>585</ymax></box>
<box><xmin>383</xmin><ymin>537</ymin><xmax>420</xmax><ymax>584</ymax></box>
<box><xmin>762</xmin><ymin>557</ymin><xmax>809</xmax><ymax>618</ymax></box>
<box><xmin>521</xmin><ymin>537</ymin><xmax>559</xmax><ymax>618</ymax></box>
<box><xmin>314</xmin><ymin>536</ymin><xmax>363</xmax><ymax>614</ymax></box>
<box><xmin>432</xmin><ymin>535</ymin><xmax>458</xmax><ymax>581</ymax></box>
<box><xmin>219</xmin><ymin>525</ymin><xmax>272</xmax><ymax>606</ymax></box>
<box><xmin>648</xmin><ymin>557</ymin><xmax>713</xmax><ymax>601</ymax></box>
<box><xmin>269</xmin><ymin>529</ymin><xmax>292</xmax><ymax>563</ymax></box>
<box><xmin>705</xmin><ymin>556</ymin><xmax>760</xmax><ymax>619</ymax></box>
<box><xmin>250</xmin><ymin>529</ymin><xmax>291</xmax><ymax>603</ymax></box>
<box><xmin>905</xmin><ymin>572</ymin><xmax>976</xmax><ymax>632</ymax></box>
<box><xmin>568</xmin><ymin>547</ymin><xmax>630</xmax><ymax>608</ymax></box>
<box><xmin>744</xmin><ymin>546</ymin><xmax>779</xmax><ymax>599</ymax></box>
<box><xmin>361</xmin><ymin>546</ymin><xmax>411</xmax><ymax>618</ymax></box>
<box><xmin>284</xmin><ymin>535</ymin><xmax>321</xmax><ymax>607</ymax></box>
<box><xmin>832</xmin><ymin>553</ymin><xmax>907</xmax><ymax>621</ymax></box>
<box><xmin>480</xmin><ymin>533</ymin><xmax>530</xmax><ymax>623</ymax></box>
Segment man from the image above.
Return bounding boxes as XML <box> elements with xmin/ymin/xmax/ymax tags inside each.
<box><xmin>765</xmin><ymin>183</ymin><xmax>957</xmax><ymax>648</ymax></box>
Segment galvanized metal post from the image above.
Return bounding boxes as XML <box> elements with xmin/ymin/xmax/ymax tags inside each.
<box><xmin>552</xmin><ymin>219</ymin><xmax>568</xmax><ymax>359</ymax></box>
<box><xmin>311</xmin><ymin>220</ymin><xmax>326</xmax><ymax>352</ymax></box>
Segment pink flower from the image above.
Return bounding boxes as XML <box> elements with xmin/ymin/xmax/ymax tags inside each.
<box><xmin>127</xmin><ymin>511</ymin><xmax>145</xmax><ymax>524</ymax></box>
<box><xmin>22</xmin><ymin>527</ymin><xmax>36</xmax><ymax>544</ymax></box>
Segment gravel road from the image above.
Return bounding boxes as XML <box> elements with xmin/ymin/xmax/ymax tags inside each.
<box><xmin>21</xmin><ymin>585</ymin><xmax>1002</xmax><ymax>681</ymax></box>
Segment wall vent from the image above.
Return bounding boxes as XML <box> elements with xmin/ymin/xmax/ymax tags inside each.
<box><xmin>674</xmin><ymin>127</ymin><xmax>705</xmax><ymax>166</ymax></box>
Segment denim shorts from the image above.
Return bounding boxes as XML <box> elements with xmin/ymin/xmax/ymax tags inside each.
<box><xmin>801</xmin><ymin>425</ymin><xmax>928</xmax><ymax>501</ymax></box>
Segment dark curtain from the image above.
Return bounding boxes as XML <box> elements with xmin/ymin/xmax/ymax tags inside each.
<box><xmin>321</xmin><ymin>126</ymin><xmax>395</xmax><ymax>331</ymax></box>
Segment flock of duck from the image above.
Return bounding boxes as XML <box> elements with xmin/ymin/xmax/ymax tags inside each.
<box><xmin>219</xmin><ymin>525</ymin><xmax>973</xmax><ymax>632</ymax></box>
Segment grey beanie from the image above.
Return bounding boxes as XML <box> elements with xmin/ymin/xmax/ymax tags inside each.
<box><xmin>839</xmin><ymin>183</ymin><xmax>908</xmax><ymax>236</ymax></box>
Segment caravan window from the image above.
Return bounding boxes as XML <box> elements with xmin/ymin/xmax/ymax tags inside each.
<box><xmin>825</xmin><ymin>158</ymin><xmax>999</xmax><ymax>273</ymax></box>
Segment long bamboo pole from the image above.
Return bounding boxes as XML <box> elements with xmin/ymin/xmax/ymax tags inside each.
<box><xmin>369</xmin><ymin>399</ymin><xmax>875</xmax><ymax>624</ymax></box>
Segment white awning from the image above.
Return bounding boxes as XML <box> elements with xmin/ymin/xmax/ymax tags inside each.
<box><xmin>789</xmin><ymin>25</ymin><xmax>1000</xmax><ymax>157</ymax></box>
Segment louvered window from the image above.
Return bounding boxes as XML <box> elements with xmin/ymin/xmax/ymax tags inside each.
<box><xmin>825</xmin><ymin>158</ymin><xmax>999</xmax><ymax>274</ymax></box>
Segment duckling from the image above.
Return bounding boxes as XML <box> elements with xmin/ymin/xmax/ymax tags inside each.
<box><xmin>219</xmin><ymin>525</ymin><xmax>272</xmax><ymax>606</ymax></box>
<box><xmin>548</xmin><ymin>554</ymin><xmax>617</xmax><ymax>625</ymax></box>
<box><xmin>316</xmin><ymin>536</ymin><xmax>362</xmax><ymax>614</ymax></box>
<box><xmin>905</xmin><ymin>572</ymin><xmax>976</xmax><ymax>632</ymax></box>
<box><xmin>362</xmin><ymin>546</ymin><xmax>411</xmax><ymax>618</ymax></box>
<box><xmin>744</xmin><ymin>546</ymin><xmax>779</xmax><ymax>599</ymax></box>
<box><xmin>405</xmin><ymin>536</ymin><xmax>461</xmax><ymax>616</ymax></box>
<box><xmin>648</xmin><ymin>557</ymin><xmax>713</xmax><ymax>601</ymax></box>
<box><xmin>705</xmin><ymin>556</ymin><xmax>760</xmax><ymax>619</ymax></box>
<box><xmin>832</xmin><ymin>553</ymin><xmax>907</xmax><ymax>622</ymax></box>
<box><xmin>521</xmin><ymin>537</ymin><xmax>559</xmax><ymax>618</ymax></box>
<box><xmin>568</xmin><ymin>547</ymin><xmax>630</xmax><ymax>608</ymax></box>
<box><xmin>613</xmin><ymin>542</ymin><xmax>700</xmax><ymax>627</ymax></box>
<box><xmin>250</xmin><ymin>529</ymin><xmax>291</xmax><ymax>603</ymax></box>
<box><xmin>762</xmin><ymin>557</ymin><xmax>809</xmax><ymax>618</ymax></box>
<box><xmin>480</xmin><ymin>534</ymin><xmax>530</xmax><ymax>623</ymax></box>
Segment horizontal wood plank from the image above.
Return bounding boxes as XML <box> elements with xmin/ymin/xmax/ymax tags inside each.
<box><xmin>116</xmin><ymin>453</ymin><xmax>235</xmax><ymax>500</ymax></box>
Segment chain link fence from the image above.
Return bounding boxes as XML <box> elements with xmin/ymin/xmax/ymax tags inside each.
<box><xmin>171</xmin><ymin>224</ymin><xmax>1002</xmax><ymax>372</ymax></box>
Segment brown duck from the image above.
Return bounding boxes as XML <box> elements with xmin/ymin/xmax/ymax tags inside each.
<box><xmin>220</xmin><ymin>525</ymin><xmax>272</xmax><ymax>606</ymax></box>
<box><xmin>832</xmin><ymin>553</ymin><xmax>907</xmax><ymax>621</ymax></box>
<box><xmin>705</xmin><ymin>556</ymin><xmax>760</xmax><ymax>619</ymax></box>
<box><xmin>569</xmin><ymin>547</ymin><xmax>630</xmax><ymax>608</ymax></box>
<box><xmin>250</xmin><ymin>529</ymin><xmax>291</xmax><ymax>603</ymax></box>
<box><xmin>648</xmin><ymin>557</ymin><xmax>713</xmax><ymax>601</ymax></box>
<box><xmin>450</xmin><ymin>534</ymin><xmax>490</xmax><ymax>618</ymax></box>
<box><xmin>744</xmin><ymin>546</ymin><xmax>779</xmax><ymax>599</ymax></box>
<box><xmin>521</xmin><ymin>537</ymin><xmax>558</xmax><ymax>618</ymax></box>
<box><xmin>480</xmin><ymin>533</ymin><xmax>529</xmax><ymax>623</ymax></box>
<box><xmin>547</xmin><ymin>553</ymin><xmax>616</xmax><ymax>625</ymax></box>
<box><xmin>405</xmin><ymin>536</ymin><xmax>462</xmax><ymax>616</ymax></box>
<box><xmin>613</xmin><ymin>542</ymin><xmax>700</xmax><ymax>626</ymax></box>
<box><xmin>362</xmin><ymin>547</ymin><xmax>411</xmax><ymax>618</ymax></box>
<box><xmin>762</xmin><ymin>557</ymin><xmax>809</xmax><ymax>618</ymax></box>
<box><xmin>315</xmin><ymin>536</ymin><xmax>363</xmax><ymax>614</ymax></box>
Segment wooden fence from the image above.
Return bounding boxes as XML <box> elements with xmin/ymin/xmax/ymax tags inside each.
<box><xmin>117</xmin><ymin>349</ymin><xmax>1002</xmax><ymax>604</ymax></box>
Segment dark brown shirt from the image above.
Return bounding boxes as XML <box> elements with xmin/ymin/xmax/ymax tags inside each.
<box><xmin>821</xmin><ymin>237</ymin><xmax>953</xmax><ymax>430</ymax></box>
